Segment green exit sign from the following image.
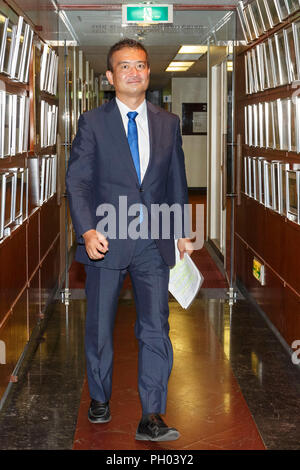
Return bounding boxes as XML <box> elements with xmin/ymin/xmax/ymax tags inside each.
<box><xmin>122</xmin><ymin>4</ymin><xmax>173</xmax><ymax>24</ymax></box>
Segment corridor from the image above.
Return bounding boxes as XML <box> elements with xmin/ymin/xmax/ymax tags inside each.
<box><xmin>0</xmin><ymin>236</ymin><xmax>300</xmax><ymax>450</ymax></box>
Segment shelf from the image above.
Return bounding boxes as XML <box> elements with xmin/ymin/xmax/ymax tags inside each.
<box><xmin>238</xmin><ymin>83</ymin><xmax>300</xmax><ymax>104</ymax></box>
<box><xmin>0</xmin><ymin>74</ymin><xmax>29</xmax><ymax>94</ymax></box>
<box><xmin>39</xmin><ymin>90</ymin><xmax>58</xmax><ymax>104</ymax></box>
<box><xmin>238</xmin><ymin>11</ymin><xmax>300</xmax><ymax>54</ymax></box>
<box><xmin>242</xmin><ymin>145</ymin><xmax>300</xmax><ymax>160</ymax></box>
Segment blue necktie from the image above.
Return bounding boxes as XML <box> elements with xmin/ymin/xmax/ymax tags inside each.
<box><xmin>127</xmin><ymin>111</ymin><xmax>141</xmax><ymax>183</ymax></box>
<box><xmin>127</xmin><ymin>111</ymin><xmax>143</xmax><ymax>224</ymax></box>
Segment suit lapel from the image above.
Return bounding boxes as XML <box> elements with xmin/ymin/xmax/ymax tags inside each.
<box><xmin>142</xmin><ymin>101</ymin><xmax>161</xmax><ymax>188</ymax></box>
<box><xmin>104</xmin><ymin>98</ymin><xmax>161</xmax><ymax>188</ymax></box>
<box><xmin>104</xmin><ymin>98</ymin><xmax>140</xmax><ymax>186</ymax></box>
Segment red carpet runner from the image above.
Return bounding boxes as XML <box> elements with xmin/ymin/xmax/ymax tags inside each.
<box><xmin>68</xmin><ymin>245</ymin><xmax>228</xmax><ymax>290</ymax></box>
<box><xmin>69</xmin><ymin>245</ymin><xmax>264</xmax><ymax>450</ymax></box>
<box><xmin>72</xmin><ymin>298</ymin><xmax>264</xmax><ymax>450</ymax></box>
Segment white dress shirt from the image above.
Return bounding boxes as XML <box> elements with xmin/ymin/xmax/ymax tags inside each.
<box><xmin>116</xmin><ymin>97</ymin><xmax>150</xmax><ymax>182</ymax></box>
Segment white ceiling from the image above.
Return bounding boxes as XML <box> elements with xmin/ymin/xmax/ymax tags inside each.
<box><xmin>15</xmin><ymin>1</ymin><xmax>240</xmax><ymax>88</ymax></box>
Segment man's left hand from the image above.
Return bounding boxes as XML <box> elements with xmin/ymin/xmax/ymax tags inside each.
<box><xmin>177</xmin><ymin>238</ymin><xmax>194</xmax><ymax>260</ymax></box>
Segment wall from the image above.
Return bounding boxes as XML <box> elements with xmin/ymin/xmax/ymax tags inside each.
<box><xmin>172</xmin><ymin>77</ymin><xmax>207</xmax><ymax>188</ymax></box>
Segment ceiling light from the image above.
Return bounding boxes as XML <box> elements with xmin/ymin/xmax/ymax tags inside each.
<box><xmin>166</xmin><ymin>66</ymin><xmax>190</xmax><ymax>72</ymax></box>
<box><xmin>178</xmin><ymin>45</ymin><xmax>207</xmax><ymax>54</ymax></box>
<box><xmin>169</xmin><ymin>61</ymin><xmax>195</xmax><ymax>68</ymax></box>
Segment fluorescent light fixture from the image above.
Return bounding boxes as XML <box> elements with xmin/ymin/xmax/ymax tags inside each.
<box><xmin>178</xmin><ymin>45</ymin><xmax>207</xmax><ymax>54</ymax></box>
<box><xmin>227</xmin><ymin>61</ymin><xmax>233</xmax><ymax>71</ymax></box>
<box><xmin>166</xmin><ymin>66</ymin><xmax>190</xmax><ymax>72</ymax></box>
<box><xmin>169</xmin><ymin>61</ymin><xmax>195</xmax><ymax>67</ymax></box>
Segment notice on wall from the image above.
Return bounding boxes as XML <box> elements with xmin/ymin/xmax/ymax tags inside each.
<box><xmin>192</xmin><ymin>111</ymin><xmax>207</xmax><ymax>133</ymax></box>
<box><xmin>182</xmin><ymin>102</ymin><xmax>207</xmax><ymax>135</ymax></box>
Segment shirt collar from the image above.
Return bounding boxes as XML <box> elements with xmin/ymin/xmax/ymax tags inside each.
<box><xmin>116</xmin><ymin>97</ymin><xmax>147</xmax><ymax>120</ymax></box>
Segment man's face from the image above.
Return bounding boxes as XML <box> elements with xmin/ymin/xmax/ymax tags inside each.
<box><xmin>106</xmin><ymin>47</ymin><xmax>150</xmax><ymax>100</ymax></box>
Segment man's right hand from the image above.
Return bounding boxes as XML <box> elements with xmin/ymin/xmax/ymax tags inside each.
<box><xmin>82</xmin><ymin>229</ymin><xmax>109</xmax><ymax>260</ymax></box>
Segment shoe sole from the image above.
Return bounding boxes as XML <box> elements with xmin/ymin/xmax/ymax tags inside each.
<box><xmin>135</xmin><ymin>430</ymin><xmax>180</xmax><ymax>442</ymax></box>
<box><xmin>88</xmin><ymin>412</ymin><xmax>112</xmax><ymax>424</ymax></box>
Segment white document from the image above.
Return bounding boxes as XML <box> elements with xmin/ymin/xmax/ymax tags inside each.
<box><xmin>168</xmin><ymin>241</ymin><xmax>204</xmax><ymax>309</ymax></box>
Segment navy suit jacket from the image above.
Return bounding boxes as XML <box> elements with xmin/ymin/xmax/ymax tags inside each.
<box><xmin>66</xmin><ymin>98</ymin><xmax>189</xmax><ymax>268</ymax></box>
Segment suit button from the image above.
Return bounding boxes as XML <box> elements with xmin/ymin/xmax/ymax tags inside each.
<box><xmin>140</xmin><ymin>188</ymin><xmax>144</xmax><ymax>192</ymax></box>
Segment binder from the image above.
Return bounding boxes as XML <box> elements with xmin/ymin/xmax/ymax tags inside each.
<box><xmin>10</xmin><ymin>16</ymin><xmax>24</xmax><ymax>79</ymax></box>
<box><xmin>0</xmin><ymin>14</ymin><xmax>9</xmax><ymax>72</ymax></box>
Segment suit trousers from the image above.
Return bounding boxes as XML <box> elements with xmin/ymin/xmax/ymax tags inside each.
<box><xmin>84</xmin><ymin>237</ymin><xmax>173</xmax><ymax>414</ymax></box>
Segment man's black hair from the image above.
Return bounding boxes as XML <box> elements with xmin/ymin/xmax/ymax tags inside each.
<box><xmin>107</xmin><ymin>38</ymin><xmax>149</xmax><ymax>72</ymax></box>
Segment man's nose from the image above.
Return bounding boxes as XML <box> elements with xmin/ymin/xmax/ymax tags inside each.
<box><xmin>128</xmin><ymin>64</ymin><xmax>139</xmax><ymax>74</ymax></box>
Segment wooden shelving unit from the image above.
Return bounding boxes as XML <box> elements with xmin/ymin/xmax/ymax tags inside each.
<box><xmin>0</xmin><ymin>0</ymin><xmax>60</xmax><ymax>402</ymax></box>
<box><xmin>235</xmin><ymin>0</ymin><xmax>300</xmax><ymax>346</ymax></box>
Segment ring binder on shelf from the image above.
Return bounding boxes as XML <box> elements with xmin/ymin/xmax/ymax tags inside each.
<box><xmin>283</xmin><ymin>26</ymin><xmax>297</xmax><ymax>84</ymax></box>
<box><xmin>279</xmin><ymin>162</ymin><xmax>290</xmax><ymax>215</ymax></box>
<box><xmin>0</xmin><ymin>13</ymin><xmax>8</xmax><ymax>71</ymax></box>
<box><xmin>264</xmin><ymin>0</ymin><xmax>281</xmax><ymax>28</ymax></box>
<box><xmin>258</xmin><ymin>157</ymin><xmax>265</xmax><ymax>204</ymax></box>
<box><xmin>0</xmin><ymin>170</ymin><xmax>16</xmax><ymax>238</ymax></box>
<box><xmin>10</xmin><ymin>16</ymin><xmax>23</xmax><ymax>79</ymax></box>
<box><xmin>286</xmin><ymin>169</ymin><xmax>300</xmax><ymax>223</ymax></box>
<box><xmin>274</xmin><ymin>31</ymin><xmax>289</xmax><ymax>86</ymax></box>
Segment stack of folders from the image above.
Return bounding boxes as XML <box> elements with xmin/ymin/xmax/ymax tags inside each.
<box><xmin>238</xmin><ymin>0</ymin><xmax>300</xmax><ymax>45</ymax></box>
<box><xmin>244</xmin><ymin>97</ymin><xmax>300</xmax><ymax>153</ymax></box>
<box><xmin>40</xmin><ymin>44</ymin><xmax>59</xmax><ymax>96</ymax></box>
<box><xmin>0</xmin><ymin>14</ymin><xmax>34</xmax><ymax>83</ymax></box>
<box><xmin>40</xmin><ymin>100</ymin><xmax>58</xmax><ymax>148</ymax></box>
<box><xmin>0</xmin><ymin>167</ymin><xmax>28</xmax><ymax>241</ymax></box>
<box><xmin>39</xmin><ymin>155</ymin><xmax>57</xmax><ymax>203</ymax></box>
<box><xmin>243</xmin><ymin>155</ymin><xmax>300</xmax><ymax>224</ymax></box>
<box><xmin>244</xmin><ymin>21</ymin><xmax>300</xmax><ymax>94</ymax></box>
<box><xmin>28</xmin><ymin>155</ymin><xmax>57</xmax><ymax>208</ymax></box>
<box><xmin>0</xmin><ymin>91</ymin><xmax>30</xmax><ymax>158</ymax></box>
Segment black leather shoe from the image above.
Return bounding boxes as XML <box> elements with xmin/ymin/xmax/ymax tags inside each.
<box><xmin>88</xmin><ymin>399</ymin><xmax>111</xmax><ymax>423</ymax></box>
<box><xmin>135</xmin><ymin>414</ymin><xmax>180</xmax><ymax>441</ymax></box>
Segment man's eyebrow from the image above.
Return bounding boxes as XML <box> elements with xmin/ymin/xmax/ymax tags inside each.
<box><xmin>117</xmin><ymin>60</ymin><xmax>147</xmax><ymax>64</ymax></box>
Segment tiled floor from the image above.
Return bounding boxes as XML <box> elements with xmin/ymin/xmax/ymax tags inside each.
<box><xmin>72</xmin><ymin>297</ymin><xmax>264</xmax><ymax>450</ymax></box>
<box><xmin>1</xmin><ymin>189</ymin><xmax>300</xmax><ymax>450</ymax></box>
<box><xmin>1</xmin><ymin>280</ymin><xmax>300</xmax><ymax>450</ymax></box>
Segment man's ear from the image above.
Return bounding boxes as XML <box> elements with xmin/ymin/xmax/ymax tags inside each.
<box><xmin>106</xmin><ymin>70</ymin><xmax>114</xmax><ymax>86</ymax></box>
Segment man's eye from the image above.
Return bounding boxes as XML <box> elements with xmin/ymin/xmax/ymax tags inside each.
<box><xmin>121</xmin><ymin>64</ymin><xmax>129</xmax><ymax>70</ymax></box>
<box><xmin>137</xmin><ymin>64</ymin><xmax>145</xmax><ymax>70</ymax></box>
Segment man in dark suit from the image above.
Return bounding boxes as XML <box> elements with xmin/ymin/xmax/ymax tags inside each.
<box><xmin>66</xmin><ymin>39</ymin><xmax>192</xmax><ymax>442</ymax></box>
